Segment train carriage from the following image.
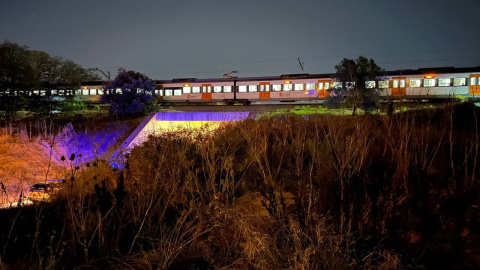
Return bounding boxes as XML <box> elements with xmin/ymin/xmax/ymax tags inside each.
<box><xmin>3</xmin><ymin>66</ymin><xmax>480</xmax><ymax>104</ymax></box>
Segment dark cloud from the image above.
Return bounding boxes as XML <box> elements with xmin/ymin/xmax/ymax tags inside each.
<box><xmin>1</xmin><ymin>0</ymin><xmax>479</xmax><ymax>79</ymax></box>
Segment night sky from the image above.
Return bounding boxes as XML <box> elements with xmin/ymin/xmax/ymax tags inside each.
<box><xmin>1</xmin><ymin>0</ymin><xmax>480</xmax><ymax>79</ymax></box>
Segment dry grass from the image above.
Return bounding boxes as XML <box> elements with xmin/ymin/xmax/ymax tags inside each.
<box><xmin>0</xmin><ymin>103</ymin><xmax>479</xmax><ymax>269</ymax></box>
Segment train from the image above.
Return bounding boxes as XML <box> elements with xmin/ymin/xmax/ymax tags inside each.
<box><xmin>4</xmin><ymin>66</ymin><xmax>480</xmax><ymax>104</ymax></box>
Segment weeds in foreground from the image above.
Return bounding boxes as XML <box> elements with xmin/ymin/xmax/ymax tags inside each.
<box><xmin>0</xmin><ymin>103</ymin><xmax>479</xmax><ymax>269</ymax></box>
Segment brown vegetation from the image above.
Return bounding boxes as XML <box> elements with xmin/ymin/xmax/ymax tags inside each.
<box><xmin>0</xmin><ymin>103</ymin><xmax>479</xmax><ymax>269</ymax></box>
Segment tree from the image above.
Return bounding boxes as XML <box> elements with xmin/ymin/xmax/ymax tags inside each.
<box><xmin>0</xmin><ymin>40</ymin><xmax>100</xmax><ymax>121</ymax></box>
<box><xmin>0</xmin><ymin>41</ymin><xmax>35</xmax><ymax>122</ymax></box>
<box><xmin>326</xmin><ymin>56</ymin><xmax>384</xmax><ymax>115</ymax></box>
<box><xmin>100</xmin><ymin>69</ymin><xmax>156</xmax><ymax>116</ymax></box>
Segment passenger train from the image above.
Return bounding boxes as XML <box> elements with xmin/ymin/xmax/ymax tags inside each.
<box><xmin>4</xmin><ymin>66</ymin><xmax>480</xmax><ymax>104</ymax></box>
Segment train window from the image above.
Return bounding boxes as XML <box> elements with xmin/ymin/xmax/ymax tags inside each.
<box><xmin>306</xmin><ymin>83</ymin><xmax>315</xmax><ymax>90</ymax></box>
<box><xmin>192</xmin><ymin>87</ymin><xmax>200</xmax><ymax>93</ymax></box>
<box><xmin>438</xmin><ymin>79</ymin><xmax>451</xmax><ymax>86</ymax></box>
<box><xmin>98</xmin><ymin>89</ymin><xmax>104</xmax><ymax>95</ymax></box>
<box><xmin>325</xmin><ymin>83</ymin><xmax>330</xmax><ymax>89</ymax></box>
<box><xmin>409</xmin><ymin>79</ymin><xmax>421</xmax><ymax>87</ymax></box>
<box><xmin>366</xmin><ymin>81</ymin><xmax>376</xmax><ymax>88</ymax></box>
<box><xmin>183</xmin><ymin>87</ymin><xmax>191</xmax><ymax>93</ymax></box>
<box><xmin>260</xmin><ymin>85</ymin><xmax>270</xmax><ymax>91</ymax></box>
<box><xmin>471</xmin><ymin>77</ymin><xmax>477</xmax><ymax>86</ymax></box>
<box><xmin>174</xmin><ymin>89</ymin><xmax>182</xmax><ymax>96</ymax></box>
<box><xmin>378</xmin><ymin>80</ymin><xmax>389</xmax><ymax>88</ymax></box>
<box><xmin>318</xmin><ymin>83</ymin><xmax>324</xmax><ymax>89</ymax></box>
<box><xmin>272</xmin><ymin>85</ymin><xmax>282</xmax><ymax>91</ymax></box>
<box><xmin>424</xmin><ymin>79</ymin><xmax>436</xmax><ymax>87</ymax></box>
<box><xmin>454</xmin><ymin>78</ymin><xmax>466</xmax><ymax>86</ymax></box>
<box><xmin>248</xmin><ymin>85</ymin><xmax>257</xmax><ymax>92</ymax></box>
<box><xmin>294</xmin><ymin>84</ymin><xmax>304</xmax><ymax>91</ymax></box>
<box><xmin>283</xmin><ymin>84</ymin><xmax>292</xmax><ymax>91</ymax></box>
<box><xmin>333</xmin><ymin>82</ymin><xmax>342</xmax><ymax>89</ymax></box>
<box><xmin>238</xmin><ymin>86</ymin><xmax>247</xmax><ymax>92</ymax></box>
<box><xmin>400</xmin><ymin>80</ymin><xmax>406</xmax><ymax>88</ymax></box>
<box><xmin>164</xmin><ymin>89</ymin><xmax>173</xmax><ymax>96</ymax></box>
<box><xmin>82</xmin><ymin>89</ymin><xmax>89</xmax><ymax>95</ymax></box>
<box><xmin>224</xmin><ymin>86</ymin><xmax>232</xmax><ymax>92</ymax></box>
<box><xmin>51</xmin><ymin>90</ymin><xmax>57</xmax><ymax>95</ymax></box>
<box><xmin>202</xmin><ymin>86</ymin><xmax>212</xmax><ymax>93</ymax></box>
<box><xmin>58</xmin><ymin>90</ymin><xmax>64</xmax><ymax>95</ymax></box>
<box><xmin>392</xmin><ymin>80</ymin><xmax>398</xmax><ymax>88</ymax></box>
<box><xmin>116</xmin><ymin>88</ymin><xmax>122</xmax><ymax>94</ymax></box>
<box><xmin>214</xmin><ymin>86</ymin><xmax>222</xmax><ymax>93</ymax></box>
<box><xmin>156</xmin><ymin>90</ymin><xmax>163</xmax><ymax>96</ymax></box>
<box><xmin>91</xmin><ymin>89</ymin><xmax>98</xmax><ymax>95</ymax></box>
<box><xmin>74</xmin><ymin>90</ymin><xmax>81</xmax><ymax>95</ymax></box>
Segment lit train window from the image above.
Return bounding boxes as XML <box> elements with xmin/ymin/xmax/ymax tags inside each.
<box><xmin>91</xmin><ymin>89</ymin><xmax>98</xmax><ymax>95</ymax></box>
<box><xmin>438</xmin><ymin>79</ymin><xmax>451</xmax><ymax>86</ymax></box>
<box><xmin>214</xmin><ymin>86</ymin><xmax>222</xmax><ymax>93</ymax></box>
<box><xmin>424</xmin><ymin>79</ymin><xmax>435</xmax><ymax>87</ymax></box>
<box><xmin>454</xmin><ymin>78</ymin><xmax>466</xmax><ymax>86</ymax></box>
<box><xmin>260</xmin><ymin>85</ymin><xmax>270</xmax><ymax>91</ymax></box>
<box><xmin>183</xmin><ymin>87</ymin><xmax>191</xmax><ymax>93</ymax></box>
<box><xmin>409</xmin><ymin>79</ymin><xmax>421</xmax><ymax>87</ymax></box>
<box><xmin>272</xmin><ymin>85</ymin><xmax>281</xmax><ymax>91</ymax></box>
<box><xmin>283</xmin><ymin>84</ymin><xmax>292</xmax><ymax>91</ymax></box>
<box><xmin>239</xmin><ymin>86</ymin><xmax>247</xmax><ymax>92</ymax></box>
<box><xmin>98</xmin><ymin>89</ymin><xmax>104</xmax><ymax>95</ymax></box>
<box><xmin>164</xmin><ymin>89</ymin><xmax>173</xmax><ymax>96</ymax></box>
<box><xmin>392</xmin><ymin>80</ymin><xmax>398</xmax><ymax>88</ymax></box>
<box><xmin>306</xmin><ymin>83</ymin><xmax>315</xmax><ymax>90</ymax></box>
<box><xmin>224</xmin><ymin>86</ymin><xmax>232</xmax><ymax>92</ymax></box>
<box><xmin>318</xmin><ymin>83</ymin><xmax>324</xmax><ymax>89</ymax></box>
<box><xmin>192</xmin><ymin>87</ymin><xmax>200</xmax><ymax>93</ymax></box>
<box><xmin>400</xmin><ymin>80</ymin><xmax>406</xmax><ymax>88</ymax></box>
<box><xmin>82</xmin><ymin>89</ymin><xmax>89</xmax><ymax>95</ymax></box>
<box><xmin>202</xmin><ymin>86</ymin><xmax>212</xmax><ymax>93</ymax></box>
<box><xmin>471</xmin><ymin>77</ymin><xmax>477</xmax><ymax>86</ymax></box>
<box><xmin>248</xmin><ymin>85</ymin><xmax>257</xmax><ymax>92</ymax></box>
<box><xmin>294</xmin><ymin>84</ymin><xmax>304</xmax><ymax>91</ymax></box>
<box><xmin>75</xmin><ymin>90</ymin><xmax>81</xmax><ymax>95</ymax></box>
<box><xmin>116</xmin><ymin>88</ymin><xmax>122</xmax><ymax>94</ymax></box>
<box><xmin>155</xmin><ymin>89</ymin><xmax>163</xmax><ymax>96</ymax></box>
<box><xmin>333</xmin><ymin>82</ymin><xmax>342</xmax><ymax>89</ymax></box>
<box><xmin>378</xmin><ymin>80</ymin><xmax>389</xmax><ymax>88</ymax></box>
<box><xmin>51</xmin><ymin>90</ymin><xmax>57</xmax><ymax>95</ymax></box>
<box><xmin>174</xmin><ymin>89</ymin><xmax>182</xmax><ymax>96</ymax></box>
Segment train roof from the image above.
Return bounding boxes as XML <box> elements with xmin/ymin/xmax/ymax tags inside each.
<box><xmin>82</xmin><ymin>66</ymin><xmax>480</xmax><ymax>86</ymax></box>
<box><xmin>155</xmin><ymin>66</ymin><xmax>480</xmax><ymax>84</ymax></box>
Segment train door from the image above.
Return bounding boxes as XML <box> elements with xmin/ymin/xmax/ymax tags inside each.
<box><xmin>469</xmin><ymin>74</ymin><xmax>480</xmax><ymax>95</ymax></box>
<box><xmin>317</xmin><ymin>79</ymin><xmax>331</xmax><ymax>98</ymax></box>
<box><xmin>259</xmin><ymin>82</ymin><xmax>270</xmax><ymax>99</ymax></box>
<box><xmin>202</xmin><ymin>84</ymin><xmax>212</xmax><ymax>100</ymax></box>
<box><xmin>391</xmin><ymin>77</ymin><xmax>406</xmax><ymax>96</ymax></box>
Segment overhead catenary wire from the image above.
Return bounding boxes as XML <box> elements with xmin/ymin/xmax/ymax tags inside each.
<box><xmin>92</xmin><ymin>47</ymin><xmax>480</xmax><ymax>79</ymax></box>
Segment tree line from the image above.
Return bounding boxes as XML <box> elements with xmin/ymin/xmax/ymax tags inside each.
<box><xmin>0</xmin><ymin>40</ymin><xmax>100</xmax><ymax>121</ymax></box>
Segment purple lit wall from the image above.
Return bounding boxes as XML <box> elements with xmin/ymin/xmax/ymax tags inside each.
<box><xmin>111</xmin><ymin>112</ymin><xmax>254</xmax><ymax>168</ymax></box>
